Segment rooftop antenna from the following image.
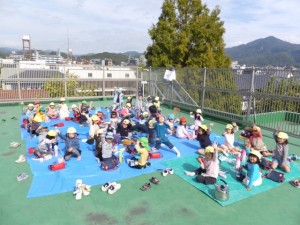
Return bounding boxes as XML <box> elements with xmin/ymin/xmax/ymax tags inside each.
<box><xmin>66</xmin><ymin>30</ymin><xmax>72</xmax><ymax>64</ymax></box>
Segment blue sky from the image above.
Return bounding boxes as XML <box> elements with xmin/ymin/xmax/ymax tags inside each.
<box><xmin>0</xmin><ymin>0</ymin><xmax>299</xmax><ymax>54</ymax></box>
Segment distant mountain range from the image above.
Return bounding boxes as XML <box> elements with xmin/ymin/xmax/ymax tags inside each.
<box><xmin>225</xmin><ymin>36</ymin><xmax>300</xmax><ymax>67</ymax></box>
<box><xmin>1</xmin><ymin>36</ymin><xmax>300</xmax><ymax>67</ymax></box>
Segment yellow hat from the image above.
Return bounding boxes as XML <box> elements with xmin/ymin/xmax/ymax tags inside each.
<box><xmin>196</xmin><ymin>109</ymin><xmax>202</xmax><ymax>114</ymax></box>
<box><xmin>226</xmin><ymin>124</ymin><xmax>233</xmax><ymax>129</ymax></box>
<box><xmin>205</xmin><ymin>146</ymin><xmax>214</xmax><ymax>153</ymax></box>
<box><xmin>127</xmin><ymin>96</ymin><xmax>132</xmax><ymax>99</ymax></box>
<box><xmin>49</xmin><ymin>102</ymin><xmax>55</xmax><ymax>106</ymax></box>
<box><xmin>60</xmin><ymin>97</ymin><xmax>66</xmax><ymax>102</ymax></box>
<box><xmin>47</xmin><ymin>130</ymin><xmax>57</xmax><ymax>137</ymax></box>
<box><xmin>28</xmin><ymin>103</ymin><xmax>34</xmax><ymax>107</ymax></box>
<box><xmin>97</xmin><ymin>129</ymin><xmax>104</xmax><ymax>134</ymax></box>
<box><xmin>91</xmin><ymin>115</ymin><xmax>99</xmax><ymax>121</ymax></box>
<box><xmin>250</xmin><ymin>149</ymin><xmax>262</xmax><ymax>160</ymax></box>
<box><xmin>126</xmin><ymin>103</ymin><xmax>131</xmax><ymax>108</ymax></box>
<box><xmin>199</xmin><ymin>124</ymin><xmax>208</xmax><ymax>131</ymax></box>
<box><xmin>67</xmin><ymin>127</ymin><xmax>76</xmax><ymax>134</ymax></box>
<box><xmin>277</xmin><ymin>132</ymin><xmax>288</xmax><ymax>139</ymax></box>
<box><xmin>122</xmin><ymin>119</ymin><xmax>130</xmax><ymax>125</ymax></box>
<box><xmin>33</xmin><ymin>116</ymin><xmax>43</xmax><ymax>123</ymax></box>
<box><xmin>142</xmin><ymin>112</ymin><xmax>149</xmax><ymax>118</ymax></box>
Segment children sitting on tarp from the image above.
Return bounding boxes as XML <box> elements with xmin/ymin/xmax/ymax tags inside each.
<box><xmin>47</xmin><ymin>102</ymin><xmax>59</xmax><ymax>119</ymax></box>
<box><xmin>117</xmin><ymin>119</ymin><xmax>133</xmax><ymax>139</ymax></box>
<box><xmin>248</xmin><ymin>125</ymin><xmax>272</xmax><ymax>157</ymax></box>
<box><xmin>176</xmin><ymin>117</ymin><xmax>193</xmax><ymax>140</ymax></box>
<box><xmin>219</xmin><ymin>122</ymin><xmax>239</xmax><ymax>155</ymax></box>
<box><xmin>101</xmin><ymin>132</ymin><xmax>118</xmax><ymax>170</ymax></box>
<box><xmin>71</xmin><ymin>104</ymin><xmax>82</xmax><ymax>123</ymax></box>
<box><xmin>185</xmin><ymin>143</ymin><xmax>219</xmax><ymax>185</ymax></box>
<box><xmin>34</xmin><ymin>130</ymin><xmax>58</xmax><ymax>159</ymax></box>
<box><xmin>128</xmin><ymin>137</ymin><xmax>150</xmax><ymax>169</ymax></box>
<box><xmin>79</xmin><ymin>100</ymin><xmax>92</xmax><ymax>115</ymax></box>
<box><xmin>57</xmin><ymin>127</ymin><xmax>81</xmax><ymax>161</ymax></box>
<box><xmin>197</xmin><ymin>124</ymin><xmax>212</xmax><ymax>155</ymax></box>
<box><xmin>272</xmin><ymin>130</ymin><xmax>290</xmax><ymax>173</ymax></box>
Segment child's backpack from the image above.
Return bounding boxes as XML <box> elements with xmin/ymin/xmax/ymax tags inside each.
<box><xmin>265</xmin><ymin>170</ymin><xmax>285</xmax><ymax>183</ymax></box>
<box><xmin>101</xmin><ymin>157</ymin><xmax>118</xmax><ymax>170</ymax></box>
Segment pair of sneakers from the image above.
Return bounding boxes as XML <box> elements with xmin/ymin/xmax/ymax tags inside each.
<box><xmin>140</xmin><ymin>177</ymin><xmax>160</xmax><ymax>191</ymax></box>
<box><xmin>101</xmin><ymin>182</ymin><xmax>121</xmax><ymax>194</ymax></box>
<box><xmin>162</xmin><ymin>168</ymin><xmax>174</xmax><ymax>177</ymax></box>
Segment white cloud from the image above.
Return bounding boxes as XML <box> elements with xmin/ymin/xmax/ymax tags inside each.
<box><xmin>0</xmin><ymin>0</ymin><xmax>300</xmax><ymax>53</ymax></box>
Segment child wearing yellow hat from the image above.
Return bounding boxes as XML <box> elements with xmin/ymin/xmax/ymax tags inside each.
<box><xmin>272</xmin><ymin>130</ymin><xmax>290</xmax><ymax>172</ymax></box>
<box><xmin>34</xmin><ymin>130</ymin><xmax>58</xmax><ymax>158</ymax></box>
<box><xmin>185</xmin><ymin>143</ymin><xmax>219</xmax><ymax>185</ymax></box>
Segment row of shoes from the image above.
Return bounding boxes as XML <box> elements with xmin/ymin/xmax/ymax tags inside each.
<box><xmin>101</xmin><ymin>182</ymin><xmax>121</xmax><ymax>194</ymax></box>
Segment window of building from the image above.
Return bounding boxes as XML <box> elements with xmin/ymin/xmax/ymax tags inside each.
<box><xmin>88</xmin><ymin>73</ymin><xmax>92</xmax><ymax>77</ymax></box>
<box><xmin>107</xmin><ymin>73</ymin><xmax>112</xmax><ymax>78</ymax></box>
<box><xmin>125</xmin><ymin>73</ymin><xmax>129</xmax><ymax>78</ymax></box>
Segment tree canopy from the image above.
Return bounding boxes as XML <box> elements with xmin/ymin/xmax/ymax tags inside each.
<box><xmin>145</xmin><ymin>0</ymin><xmax>230</xmax><ymax>68</ymax></box>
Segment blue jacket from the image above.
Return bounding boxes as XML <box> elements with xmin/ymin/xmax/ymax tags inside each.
<box><xmin>246</xmin><ymin>163</ymin><xmax>260</xmax><ymax>188</ymax></box>
<box><xmin>58</xmin><ymin>133</ymin><xmax>80</xmax><ymax>150</ymax></box>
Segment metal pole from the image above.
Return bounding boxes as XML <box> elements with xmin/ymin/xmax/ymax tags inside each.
<box><xmin>201</xmin><ymin>67</ymin><xmax>207</xmax><ymax>111</ymax></box>
<box><xmin>171</xmin><ymin>80</ymin><xmax>173</xmax><ymax>106</ymax></box>
<box><xmin>64</xmin><ymin>69</ymin><xmax>67</xmax><ymax>98</ymax></box>
<box><xmin>149</xmin><ymin>66</ymin><xmax>152</xmax><ymax>96</ymax></box>
<box><xmin>246</xmin><ymin>67</ymin><xmax>255</xmax><ymax>123</ymax></box>
<box><xmin>17</xmin><ymin>63</ymin><xmax>22</xmax><ymax>101</ymax></box>
<box><xmin>102</xmin><ymin>66</ymin><xmax>105</xmax><ymax>97</ymax></box>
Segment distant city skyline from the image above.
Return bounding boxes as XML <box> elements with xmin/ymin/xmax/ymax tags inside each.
<box><xmin>1</xmin><ymin>0</ymin><xmax>300</xmax><ymax>54</ymax></box>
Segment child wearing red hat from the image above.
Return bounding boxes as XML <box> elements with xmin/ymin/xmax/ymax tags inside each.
<box><xmin>176</xmin><ymin>117</ymin><xmax>193</xmax><ymax>140</ymax></box>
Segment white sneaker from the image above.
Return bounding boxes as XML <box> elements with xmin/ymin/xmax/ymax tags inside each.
<box><xmin>184</xmin><ymin>171</ymin><xmax>195</xmax><ymax>176</ymax></box>
<box><xmin>101</xmin><ymin>182</ymin><xmax>117</xmax><ymax>192</ymax></box>
<box><xmin>107</xmin><ymin>183</ymin><xmax>121</xmax><ymax>195</ymax></box>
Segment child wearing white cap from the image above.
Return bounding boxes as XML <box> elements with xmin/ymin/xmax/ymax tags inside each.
<box><xmin>58</xmin><ymin>97</ymin><xmax>69</xmax><ymax>120</ymax></box>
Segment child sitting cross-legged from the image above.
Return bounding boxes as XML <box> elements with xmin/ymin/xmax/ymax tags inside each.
<box><xmin>185</xmin><ymin>143</ymin><xmax>219</xmax><ymax>185</ymax></box>
<box><xmin>242</xmin><ymin>149</ymin><xmax>263</xmax><ymax>191</ymax></box>
<box><xmin>57</xmin><ymin>127</ymin><xmax>81</xmax><ymax>161</ymax></box>
<box><xmin>128</xmin><ymin>137</ymin><xmax>150</xmax><ymax>169</ymax></box>
<box><xmin>34</xmin><ymin>130</ymin><xmax>58</xmax><ymax>159</ymax></box>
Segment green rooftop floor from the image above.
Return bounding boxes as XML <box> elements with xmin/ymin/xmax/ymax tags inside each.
<box><xmin>0</xmin><ymin>101</ymin><xmax>299</xmax><ymax>225</ymax></box>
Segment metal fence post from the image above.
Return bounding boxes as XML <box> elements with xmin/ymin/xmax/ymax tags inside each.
<box><xmin>149</xmin><ymin>66</ymin><xmax>152</xmax><ymax>96</ymax></box>
<box><xmin>17</xmin><ymin>64</ymin><xmax>22</xmax><ymax>101</ymax></box>
<box><xmin>201</xmin><ymin>67</ymin><xmax>207</xmax><ymax>110</ymax></box>
<box><xmin>102</xmin><ymin>67</ymin><xmax>105</xmax><ymax>97</ymax></box>
<box><xmin>246</xmin><ymin>67</ymin><xmax>255</xmax><ymax>123</ymax></box>
<box><xmin>64</xmin><ymin>66</ymin><xmax>67</xmax><ymax>97</ymax></box>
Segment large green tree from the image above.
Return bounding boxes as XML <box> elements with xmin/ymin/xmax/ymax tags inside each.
<box><xmin>145</xmin><ymin>0</ymin><xmax>230</xmax><ymax>68</ymax></box>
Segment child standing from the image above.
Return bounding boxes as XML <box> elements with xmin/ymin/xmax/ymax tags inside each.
<box><xmin>197</xmin><ymin>124</ymin><xmax>212</xmax><ymax>155</ymax></box>
<box><xmin>243</xmin><ymin>150</ymin><xmax>263</xmax><ymax>191</ymax></box>
<box><xmin>112</xmin><ymin>87</ymin><xmax>124</xmax><ymax>111</ymax></box>
<box><xmin>57</xmin><ymin>127</ymin><xmax>81</xmax><ymax>161</ymax></box>
<box><xmin>176</xmin><ymin>117</ymin><xmax>193</xmax><ymax>140</ymax></box>
<box><xmin>219</xmin><ymin>122</ymin><xmax>239</xmax><ymax>155</ymax></box>
<box><xmin>272</xmin><ymin>131</ymin><xmax>290</xmax><ymax>172</ymax></box>
<box><xmin>185</xmin><ymin>144</ymin><xmax>219</xmax><ymax>184</ymax></box>
<box><xmin>150</xmin><ymin>115</ymin><xmax>180</xmax><ymax>157</ymax></box>
<box><xmin>135</xmin><ymin>94</ymin><xmax>146</xmax><ymax>118</ymax></box>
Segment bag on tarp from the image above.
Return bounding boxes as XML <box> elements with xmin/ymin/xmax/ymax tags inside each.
<box><xmin>49</xmin><ymin>162</ymin><xmax>65</xmax><ymax>171</ymax></box>
<box><xmin>266</xmin><ymin>170</ymin><xmax>285</xmax><ymax>183</ymax></box>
